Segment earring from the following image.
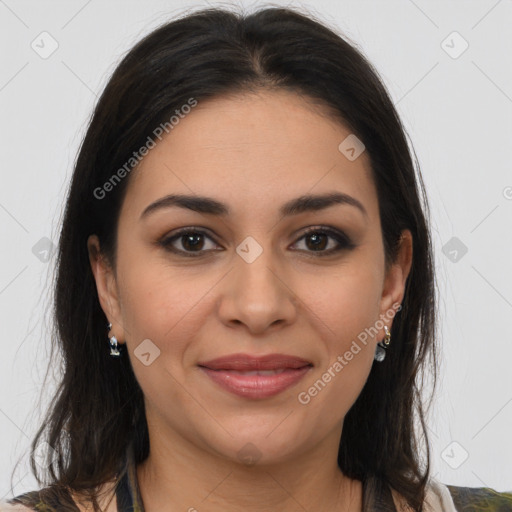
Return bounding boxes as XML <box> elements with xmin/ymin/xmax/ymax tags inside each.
<box><xmin>374</xmin><ymin>325</ymin><xmax>391</xmax><ymax>362</ymax></box>
<box><xmin>107</xmin><ymin>322</ymin><xmax>121</xmax><ymax>357</ymax></box>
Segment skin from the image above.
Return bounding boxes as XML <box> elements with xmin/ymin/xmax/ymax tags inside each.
<box><xmin>88</xmin><ymin>89</ymin><xmax>413</xmax><ymax>512</ymax></box>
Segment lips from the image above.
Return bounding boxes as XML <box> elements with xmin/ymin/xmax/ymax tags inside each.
<box><xmin>198</xmin><ymin>353</ymin><xmax>313</xmax><ymax>399</ymax></box>
<box><xmin>198</xmin><ymin>353</ymin><xmax>313</xmax><ymax>371</ymax></box>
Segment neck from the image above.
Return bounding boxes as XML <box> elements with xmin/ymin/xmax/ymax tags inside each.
<box><xmin>135</xmin><ymin>421</ymin><xmax>361</xmax><ymax>512</ymax></box>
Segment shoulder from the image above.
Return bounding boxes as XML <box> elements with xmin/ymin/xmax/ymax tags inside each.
<box><xmin>0</xmin><ymin>479</ymin><xmax>118</xmax><ymax>512</ymax></box>
<box><xmin>425</xmin><ymin>478</ymin><xmax>512</xmax><ymax>511</ymax></box>
<box><xmin>444</xmin><ymin>482</ymin><xmax>512</xmax><ymax>511</ymax></box>
<box><xmin>0</xmin><ymin>487</ymin><xmax>78</xmax><ymax>511</ymax></box>
<box><xmin>392</xmin><ymin>478</ymin><xmax>512</xmax><ymax>511</ymax></box>
<box><xmin>0</xmin><ymin>503</ymin><xmax>35</xmax><ymax>512</ymax></box>
<box><xmin>0</xmin><ymin>490</ymin><xmax>43</xmax><ymax>512</ymax></box>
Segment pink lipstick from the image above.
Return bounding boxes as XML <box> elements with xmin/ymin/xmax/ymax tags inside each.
<box><xmin>198</xmin><ymin>353</ymin><xmax>313</xmax><ymax>399</ymax></box>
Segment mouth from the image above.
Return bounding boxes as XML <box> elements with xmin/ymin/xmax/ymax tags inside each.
<box><xmin>197</xmin><ymin>353</ymin><xmax>313</xmax><ymax>399</ymax></box>
<box><xmin>198</xmin><ymin>353</ymin><xmax>313</xmax><ymax>371</ymax></box>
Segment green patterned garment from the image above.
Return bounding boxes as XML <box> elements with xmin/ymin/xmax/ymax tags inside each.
<box><xmin>446</xmin><ymin>484</ymin><xmax>512</xmax><ymax>511</ymax></box>
<box><xmin>5</xmin><ymin>443</ymin><xmax>512</xmax><ymax>511</ymax></box>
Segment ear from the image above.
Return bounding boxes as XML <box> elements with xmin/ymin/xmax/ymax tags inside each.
<box><xmin>378</xmin><ymin>229</ymin><xmax>413</xmax><ymax>336</ymax></box>
<box><xmin>87</xmin><ymin>234</ymin><xmax>125</xmax><ymax>344</ymax></box>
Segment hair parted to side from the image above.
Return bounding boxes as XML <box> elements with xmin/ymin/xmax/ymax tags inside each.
<box><xmin>10</xmin><ymin>5</ymin><xmax>438</xmax><ymax>511</ymax></box>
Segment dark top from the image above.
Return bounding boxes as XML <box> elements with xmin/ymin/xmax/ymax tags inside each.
<box><xmin>7</xmin><ymin>442</ymin><xmax>512</xmax><ymax>511</ymax></box>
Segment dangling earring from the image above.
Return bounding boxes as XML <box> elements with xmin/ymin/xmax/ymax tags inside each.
<box><xmin>107</xmin><ymin>322</ymin><xmax>121</xmax><ymax>357</ymax></box>
<box><xmin>374</xmin><ymin>325</ymin><xmax>391</xmax><ymax>362</ymax></box>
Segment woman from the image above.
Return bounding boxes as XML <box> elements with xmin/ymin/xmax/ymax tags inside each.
<box><xmin>2</xmin><ymin>5</ymin><xmax>511</xmax><ymax>512</ymax></box>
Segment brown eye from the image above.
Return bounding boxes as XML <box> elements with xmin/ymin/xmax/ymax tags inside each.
<box><xmin>304</xmin><ymin>232</ymin><xmax>329</xmax><ymax>251</ymax></box>
<box><xmin>291</xmin><ymin>227</ymin><xmax>355</xmax><ymax>255</ymax></box>
<box><xmin>159</xmin><ymin>229</ymin><xmax>220</xmax><ymax>257</ymax></box>
<box><xmin>180</xmin><ymin>232</ymin><xmax>205</xmax><ymax>251</ymax></box>
<box><xmin>159</xmin><ymin>226</ymin><xmax>355</xmax><ymax>258</ymax></box>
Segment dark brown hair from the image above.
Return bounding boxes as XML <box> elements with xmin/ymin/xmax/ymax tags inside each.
<box><xmin>9</xmin><ymin>5</ymin><xmax>437</xmax><ymax>511</ymax></box>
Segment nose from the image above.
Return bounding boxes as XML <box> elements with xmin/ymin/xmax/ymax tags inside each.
<box><xmin>216</xmin><ymin>243</ymin><xmax>298</xmax><ymax>335</ymax></box>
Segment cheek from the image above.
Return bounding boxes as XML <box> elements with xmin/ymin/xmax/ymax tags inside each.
<box><xmin>117</xmin><ymin>267</ymin><xmax>213</xmax><ymax>407</ymax></box>
<box><xmin>309</xmin><ymin>261</ymin><xmax>383</xmax><ymax>345</ymax></box>
<box><xmin>298</xmin><ymin>263</ymin><xmax>381</xmax><ymax>409</ymax></box>
<box><xmin>116</xmin><ymin>248</ymin><xmax>224</xmax><ymax>372</ymax></box>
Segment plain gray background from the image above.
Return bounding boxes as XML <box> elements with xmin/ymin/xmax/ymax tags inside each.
<box><xmin>1</xmin><ymin>0</ymin><xmax>511</xmax><ymax>500</ymax></box>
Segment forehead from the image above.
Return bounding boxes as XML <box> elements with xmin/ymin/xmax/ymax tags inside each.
<box><xmin>122</xmin><ymin>89</ymin><xmax>377</xmax><ymax>221</ymax></box>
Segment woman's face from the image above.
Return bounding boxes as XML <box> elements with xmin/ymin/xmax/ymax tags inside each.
<box><xmin>89</xmin><ymin>89</ymin><xmax>412</xmax><ymax>465</ymax></box>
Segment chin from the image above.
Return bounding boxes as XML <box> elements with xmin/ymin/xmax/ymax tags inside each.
<box><xmin>196</xmin><ymin>423</ymin><xmax>313</xmax><ymax>467</ymax></box>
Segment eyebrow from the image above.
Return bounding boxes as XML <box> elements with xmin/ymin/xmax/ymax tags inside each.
<box><xmin>140</xmin><ymin>192</ymin><xmax>368</xmax><ymax>220</ymax></box>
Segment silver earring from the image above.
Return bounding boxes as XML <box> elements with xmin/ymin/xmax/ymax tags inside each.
<box><xmin>107</xmin><ymin>323</ymin><xmax>121</xmax><ymax>357</ymax></box>
<box><xmin>374</xmin><ymin>325</ymin><xmax>391</xmax><ymax>362</ymax></box>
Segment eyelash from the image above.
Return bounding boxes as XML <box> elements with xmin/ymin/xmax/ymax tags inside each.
<box><xmin>158</xmin><ymin>226</ymin><xmax>356</xmax><ymax>258</ymax></box>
